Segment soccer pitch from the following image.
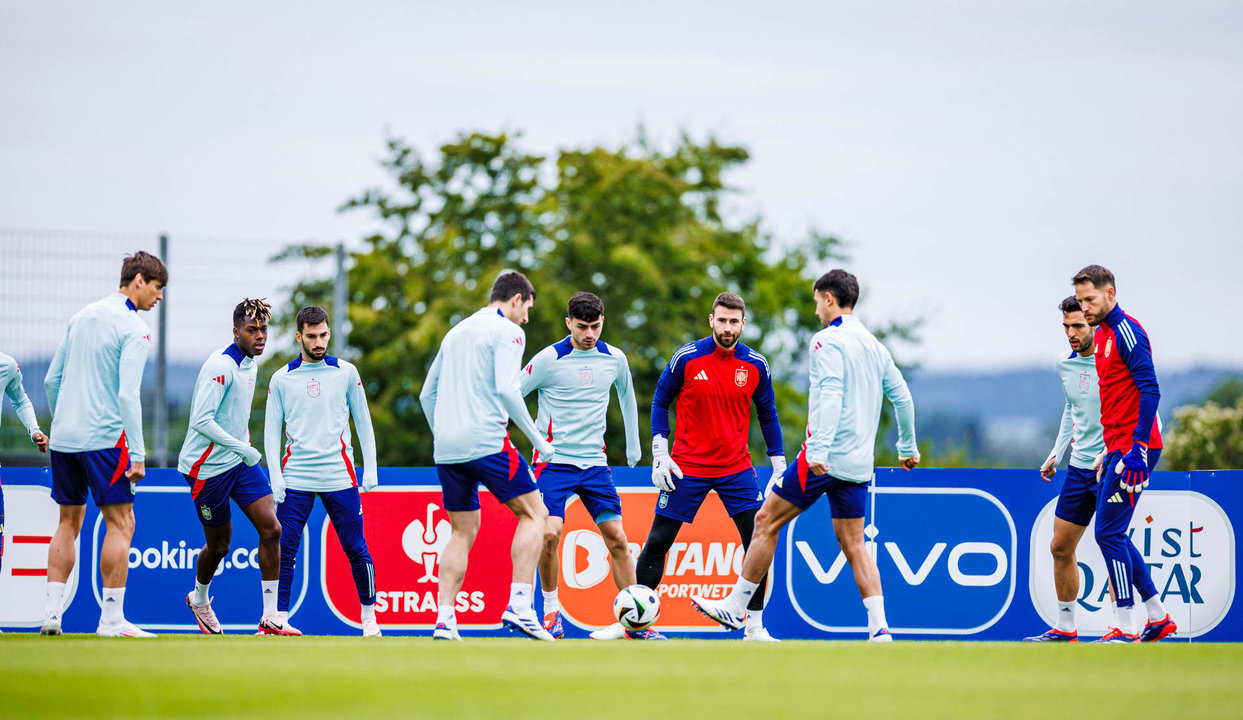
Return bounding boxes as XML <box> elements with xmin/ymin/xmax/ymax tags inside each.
<box><xmin>2</xmin><ymin>636</ymin><xmax>1240</xmax><ymax>719</ymax></box>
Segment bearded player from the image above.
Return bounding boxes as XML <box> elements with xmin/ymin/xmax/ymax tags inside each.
<box><xmin>692</xmin><ymin>271</ymin><xmax>918</xmax><ymax>642</ymax></box>
<box><xmin>632</xmin><ymin>292</ymin><xmax>785</xmax><ymax>642</ymax></box>
<box><xmin>519</xmin><ymin>292</ymin><xmax>644</xmax><ymax>639</ymax></box>
<box><xmin>179</xmin><ymin>299</ymin><xmax>282</xmax><ymax>635</ymax></box>
<box><xmin>1074</xmin><ymin>265</ymin><xmax>1174</xmax><ymax>642</ymax></box>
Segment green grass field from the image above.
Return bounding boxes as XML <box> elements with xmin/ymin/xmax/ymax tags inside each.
<box><xmin>1</xmin><ymin>635</ymin><xmax>1240</xmax><ymax>719</ymax></box>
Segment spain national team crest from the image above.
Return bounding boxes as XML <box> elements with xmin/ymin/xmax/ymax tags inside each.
<box><xmin>307</xmin><ymin>379</ymin><xmax>321</xmax><ymax>398</ymax></box>
<box><xmin>1079</xmin><ymin>372</ymin><xmax>1090</xmax><ymax>393</ymax></box>
<box><xmin>734</xmin><ymin>367</ymin><xmax>749</xmax><ymax>387</ymax></box>
<box><xmin>580</xmin><ymin>367</ymin><xmax>594</xmax><ymax>387</ymax></box>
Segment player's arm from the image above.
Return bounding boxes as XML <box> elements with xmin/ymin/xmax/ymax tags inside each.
<box><xmin>188</xmin><ymin>364</ymin><xmax>259</xmax><ymax>465</ymax></box>
<box><xmin>418</xmin><ymin>348</ymin><xmax>443</xmax><ymax>432</ymax></box>
<box><xmin>494</xmin><ymin>330</ymin><xmax>553</xmax><ymax>458</ymax></box>
<box><xmin>1116</xmin><ymin>321</ymin><xmax>1161</xmax><ymax>491</ymax></box>
<box><xmin>118</xmin><ymin>330</ymin><xmax>150</xmax><ymax>469</ymax></box>
<box><xmin>751</xmin><ymin>356</ymin><xmax>785</xmax><ymax>458</ymax></box>
<box><xmin>519</xmin><ymin>348</ymin><xmax>551</xmax><ymax>398</ymax></box>
<box><xmin>649</xmin><ymin>350</ymin><xmax>686</xmax><ymax>490</ymax></box>
<box><xmin>263</xmin><ymin>377</ymin><xmax>287</xmax><ymax>502</ymax></box>
<box><xmin>881</xmin><ymin>351</ymin><xmax>919</xmax><ymax>470</ymax></box>
<box><xmin>613</xmin><ymin>351</ymin><xmax>642</xmax><ymax>467</ymax></box>
<box><xmin>347</xmin><ymin>365</ymin><xmax>379</xmax><ymax>491</ymax></box>
<box><xmin>5</xmin><ymin>363</ymin><xmax>46</xmax><ymax>450</ymax></box>
<box><xmin>805</xmin><ymin>341</ymin><xmax>846</xmax><ymax>470</ymax></box>
<box><xmin>43</xmin><ymin>330</ymin><xmax>69</xmax><ymax>416</ymax></box>
<box><xmin>1043</xmin><ymin>401</ymin><xmax>1074</xmax><ymax>480</ymax></box>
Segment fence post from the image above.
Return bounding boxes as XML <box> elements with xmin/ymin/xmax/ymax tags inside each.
<box><xmin>154</xmin><ymin>233</ymin><xmax>169</xmax><ymax>467</ymax></box>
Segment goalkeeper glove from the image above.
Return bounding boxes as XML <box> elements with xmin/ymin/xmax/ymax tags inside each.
<box><xmin>651</xmin><ymin>436</ymin><xmax>682</xmax><ymax>492</ymax></box>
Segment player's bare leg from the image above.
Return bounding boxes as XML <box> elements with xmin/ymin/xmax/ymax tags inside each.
<box><xmin>598</xmin><ymin>519</ymin><xmax>636</xmax><ymax>589</ymax></box>
<box><xmin>500</xmin><ymin>491</ymin><xmax>554</xmax><ymax>640</ymax></box>
<box><xmin>538</xmin><ymin>515</ymin><xmax>565</xmax><ymax>637</ymax></box>
<box><xmin>833</xmin><ymin>515</ymin><xmax>890</xmax><ymax>641</ymax></box>
<box><xmin>187</xmin><ymin>520</ymin><xmax>232</xmax><ymax>634</ymax></box>
<box><xmin>41</xmin><ymin>505</ymin><xmax>85</xmax><ymax>634</ymax></box>
<box><xmin>434</xmin><ymin>509</ymin><xmax>479</xmax><ymax>639</ymax></box>
<box><xmin>95</xmin><ymin>502</ymin><xmax>152</xmax><ymax>637</ymax></box>
<box><xmin>692</xmin><ymin>494</ymin><xmax>800</xmax><ymax>633</ymax></box>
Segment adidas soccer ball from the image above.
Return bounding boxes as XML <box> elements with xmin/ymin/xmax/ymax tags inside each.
<box><xmin>614</xmin><ymin>584</ymin><xmax>661</xmax><ymax>631</ymax></box>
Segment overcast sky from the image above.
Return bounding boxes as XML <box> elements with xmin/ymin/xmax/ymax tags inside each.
<box><xmin>2</xmin><ymin>1</ymin><xmax>1239</xmax><ymax>370</ymax></box>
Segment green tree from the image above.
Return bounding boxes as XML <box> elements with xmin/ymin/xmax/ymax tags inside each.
<box><xmin>275</xmin><ymin>130</ymin><xmax>919</xmax><ymax>467</ymax></box>
<box><xmin>1163</xmin><ymin>378</ymin><xmax>1243</xmax><ymax>470</ymax></box>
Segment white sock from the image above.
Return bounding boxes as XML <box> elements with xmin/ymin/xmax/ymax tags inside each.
<box><xmin>192</xmin><ymin>581</ymin><xmax>210</xmax><ymax>607</ymax></box>
<box><xmin>509</xmin><ymin>582</ymin><xmax>534</xmax><ymax>613</ymax></box>
<box><xmin>1143</xmin><ymin>595</ymin><xmax>1167</xmax><ymax>623</ymax></box>
<box><xmin>542</xmin><ymin>589</ymin><xmax>559</xmax><ymax>615</ymax></box>
<box><xmin>745</xmin><ymin>608</ymin><xmax>764</xmax><ymax>631</ymax></box>
<box><xmin>436</xmin><ymin>602</ymin><xmax>456</xmax><ymax>630</ymax></box>
<box><xmin>1055</xmin><ymin>601</ymin><xmax>1076</xmax><ymax>632</ymax></box>
<box><xmin>45</xmin><ymin>582</ymin><xmax>66</xmax><ymax>617</ymax></box>
<box><xmin>101</xmin><ymin>587</ymin><xmax>125</xmax><ymax>625</ymax></box>
<box><xmin>361</xmin><ymin>603</ymin><xmax>376</xmax><ymax>622</ymax></box>
<box><xmin>262</xmin><ymin>580</ymin><xmax>278</xmax><ymax>617</ymax></box>
<box><xmin>863</xmin><ymin>595</ymin><xmax>888</xmax><ymax>634</ymax></box>
<box><xmin>1105</xmin><ymin>596</ymin><xmax>1118</xmax><ymax>628</ymax></box>
<box><xmin>726</xmin><ymin>577</ymin><xmax>760</xmax><ymax>615</ymax></box>
<box><xmin>1117</xmin><ymin>604</ymin><xmax>1138</xmax><ymax>636</ymax></box>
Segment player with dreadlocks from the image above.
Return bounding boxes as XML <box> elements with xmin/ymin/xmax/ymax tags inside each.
<box><xmin>178</xmin><ymin>298</ymin><xmax>284</xmax><ymax>634</ymax></box>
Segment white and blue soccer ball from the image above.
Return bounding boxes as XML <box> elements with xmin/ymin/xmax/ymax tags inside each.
<box><xmin>614</xmin><ymin>584</ymin><xmax>661</xmax><ymax>631</ymax></box>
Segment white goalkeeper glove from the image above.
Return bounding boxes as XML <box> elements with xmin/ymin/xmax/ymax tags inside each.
<box><xmin>651</xmin><ymin>436</ymin><xmax>682</xmax><ymax>492</ymax></box>
<box><xmin>766</xmin><ymin>455</ymin><xmax>787</xmax><ymax>496</ymax></box>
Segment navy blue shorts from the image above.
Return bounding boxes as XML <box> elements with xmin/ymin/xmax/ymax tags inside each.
<box><xmin>1095</xmin><ymin>448</ymin><xmax>1162</xmax><ymax>538</ymax></box>
<box><xmin>1054</xmin><ymin>465</ymin><xmax>1099</xmax><ymax>526</ymax></box>
<box><xmin>183</xmin><ymin>461</ymin><xmax>272</xmax><ymax>527</ymax></box>
<box><xmin>50</xmin><ymin>448</ymin><xmax>134</xmax><ymax>506</ymax></box>
<box><xmin>437</xmin><ymin>449</ymin><xmax>538</xmax><ymax>512</ymax></box>
<box><xmin>535</xmin><ymin>463</ymin><xmax>622</xmax><ymax>521</ymax></box>
<box><xmin>771</xmin><ymin>461</ymin><xmax>867</xmax><ymax>518</ymax></box>
<box><xmin>656</xmin><ymin>468</ymin><xmax>763</xmax><ymax>523</ymax></box>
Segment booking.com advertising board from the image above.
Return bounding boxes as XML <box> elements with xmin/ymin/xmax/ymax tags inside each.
<box><xmin>1</xmin><ymin>466</ymin><xmax>1239</xmax><ymax>641</ymax></box>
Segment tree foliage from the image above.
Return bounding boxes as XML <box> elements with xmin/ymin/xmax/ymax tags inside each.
<box><xmin>1163</xmin><ymin>379</ymin><xmax>1243</xmax><ymax>471</ymax></box>
<box><xmin>273</xmin><ymin>130</ymin><xmax>918</xmax><ymax>466</ymax></box>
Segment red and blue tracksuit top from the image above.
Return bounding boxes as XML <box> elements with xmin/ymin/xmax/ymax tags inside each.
<box><xmin>651</xmin><ymin>337</ymin><xmax>784</xmax><ymax>478</ymax></box>
<box><xmin>1094</xmin><ymin>304</ymin><xmax>1162</xmax><ymax>454</ymax></box>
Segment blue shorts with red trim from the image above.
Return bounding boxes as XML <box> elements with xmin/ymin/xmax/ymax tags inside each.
<box><xmin>655</xmin><ymin>468</ymin><xmax>763</xmax><ymax>523</ymax></box>
<box><xmin>772</xmin><ymin>461</ymin><xmax>867</xmax><ymax>518</ymax></box>
<box><xmin>535</xmin><ymin>463</ymin><xmax>622</xmax><ymax>521</ymax></box>
<box><xmin>1053</xmin><ymin>464</ymin><xmax>1099</xmax><ymax>527</ymax></box>
<box><xmin>183</xmin><ymin>461</ymin><xmax>272</xmax><ymax>527</ymax></box>
<box><xmin>50</xmin><ymin>448</ymin><xmax>134</xmax><ymax>506</ymax></box>
<box><xmin>437</xmin><ymin>450</ymin><xmax>538</xmax><ymax>512</ymax></box>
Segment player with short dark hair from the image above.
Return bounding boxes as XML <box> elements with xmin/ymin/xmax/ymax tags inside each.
<box><xmin>519</xmin><ymin>292</ymin><xmax>644</xmax><ymax>639</ymax></box>
<box><xmin>41</xmin><ymin>251</ymin><xmax>167</xmax><ymax>637</ymax></box>
<box><xmin>179</xmin><ymin>299</ymin><xmax>282</xmax><ymax>635</ymax></box>
<box><xmin>1073</xmin><ymin>266</ymin><xmax>1174</xmax><ymax>642</ymax></box>
<box><xmin>265</xmin><ymin>306</ymin><xmax>381</xmax><ymax>637</ymax></box>
<box><xmin>693</xmin><ymin>270</ymin><xmax>919</xmax><ymax>642</ymax></box>
<box><xmin>420</xmin><ymin>271</ymin><xmax>556</xmax><ymax>641</ymax></box>
<box><xmin>1025</xmin><ymin>296</ymin><xmax>1113</xmax><ymax>642</ymax></box>
<box><xmin>631</xmin><ymin>291</ymin><xmax>786</xmax><ymax>641</ymax></box>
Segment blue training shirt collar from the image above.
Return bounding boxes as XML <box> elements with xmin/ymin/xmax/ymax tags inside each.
<box><xmin>286</xmin><ymin>354</ymin><xmax>339</xmax><ymax>371</ymax></box>
<box><xmin>117</xmin><ymin>293</ymin><xmax>138</xmax><ymax>312</ymax></box>
<box><xmin>223</xmin><ymin>344</ymin><xmax>247</xmax><ymax>366</ymax></box>
<box><xmin>1103</xmin><ymin>304</ymin><xmax>1126</xmax><ymax>327</ymax></box>
<box><xmin>554</xmin><ymin>336</ymin><xmax>612</xmax><ymax>359</ymax></box>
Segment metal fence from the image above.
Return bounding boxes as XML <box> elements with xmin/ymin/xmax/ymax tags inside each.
<box><xmin>0</xmin><ymin>229</ymin><xmax>347</xmax><ymax>466</ymax></box>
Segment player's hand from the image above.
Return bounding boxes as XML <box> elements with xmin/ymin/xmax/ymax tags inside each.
<box><xmin>1119</xmin><ymin>442</ymin><xmax>1150</xmax><ymax>494</ymax></box>
<box><xmin>808</xmin><ymin>461</ymin><xmax>830</xmax><ymax>477</ymax></box>
<box><xmin>269</xmin><ymin>473</ymin><xmax>286</xmax><ymax>504</ymax></box>
<box><xmin>651</xmin><ymin>436</ymin><xmax>682</xmax><ymax>492</ymax></box>
<box><xmin>899</xmin><ymin>454</ymin><xmax>920</xmax><ymax>471</ymax></box>
<box><xmin>126</xmin><ymin>460</ymin><xmax>146</xmax><ymax>483</ymax></box>
<box><xmin>31</xmin><ymin>431</ymin><xmax>49</xmax><ymax>453</ymax></box>
<box><xmin>240</xmin><ymin>445</ymin><xmax>262</xmax><ymax>466</ymax></box>
<box><xmin>765</xmin><ymin>455</ymin><xmax>787</xmax><ymax>496</ymax></box>
<box><xmin>534</xmin><ymin>438</ymin><xmax>556</xmax><ymax>465</ymax></box>
<box><xmin>626</xmin><ymin>446</ymin><xmax>642</xmax><ymax>468</ymax></box>
<box><xmin>360</xmin><ymin>470</ymin><xmax>378</xmax><ymax>492</ymax></box>
<box><xmin>1040</xmin><ymin>456</ymin><xmax>1057</xmax><ymax>481</ymax></box>
<box><xmin>1093</xmin><ymin>452</ymin><xmax>1106</xmax><ymax>483</ymax></box>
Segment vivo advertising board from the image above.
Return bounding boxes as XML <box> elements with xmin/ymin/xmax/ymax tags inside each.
<box><xmin>0</xmin><ymin>466</ymin><xmax>1239</xmax><ymax>640</ymax></box>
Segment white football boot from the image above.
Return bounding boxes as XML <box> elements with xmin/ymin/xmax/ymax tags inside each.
<box><xmin>689</xmin><ymin>595</ymin><xmax>746</xmax><ymax>630</ymax></box>
<box><xmin>501</xmin><ymin>606</ymin><xmax>555</xmax><ymax>641</ymax></box>
<box><xmin>362</xmin><ymin>615</ymin><xmax>382</xmax><ymax>638</ymax></box>
<box><xmin>96</xmin><ymin>620</ymin><xmax>157</xmax><ymax>638</ymax></box>
<box><xmin>589</xmin><ymin>622</ymin><xmax>627</xmax><ymax>640</ymax></box>
<box><xmin>743</xmin><ymin>626</ymin><xmax>780</xmax><ymax>642</ymax></box>
<box><xmin>40</xmin><ymin>611</ymin><xmax>63</xmax><ymax>636</ymax></box>
<box><xmin>432</xmin><ymin>623</ymin><xmax>462</xmax><ymax>641</ymax></box>
<box><xmin>257</xmin><ymin>611</ymin><xmax>302</xmax><ymax>636</ymax></box>
<box><xmin>186</xmin><ymin>593</ymin><xmax>223</xmax><ymax>635</ymax></box>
